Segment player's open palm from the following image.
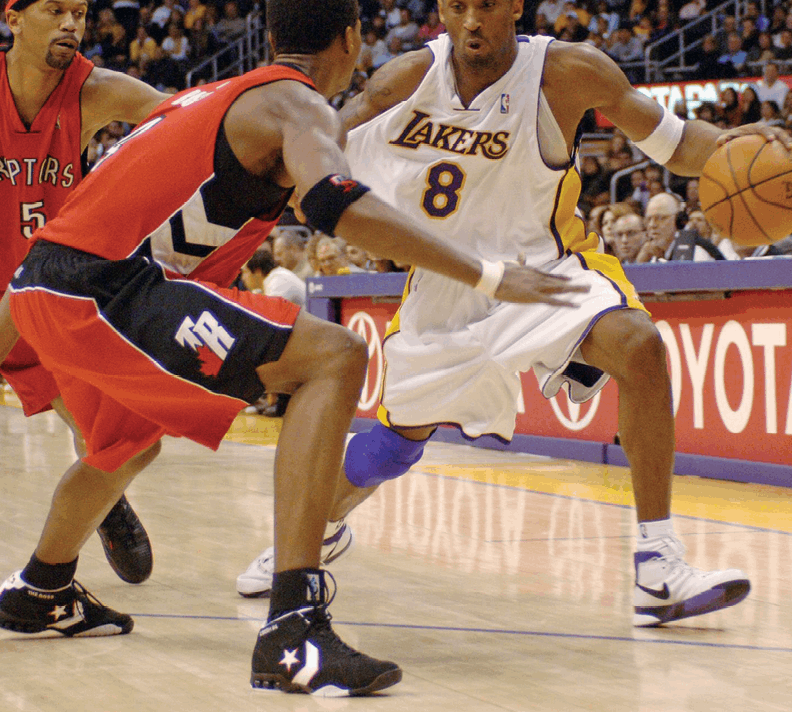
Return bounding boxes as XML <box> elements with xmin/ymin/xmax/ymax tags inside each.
<box><xmin>495</xmin><ymin>264</ymin><xmax>589</xmax><ymax>306</ymax></box>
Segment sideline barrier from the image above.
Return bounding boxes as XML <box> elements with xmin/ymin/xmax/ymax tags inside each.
<box><xmin>307</xmin><ymin>260</ymin><xmax>792</xmax><ymax>488</ymax></box>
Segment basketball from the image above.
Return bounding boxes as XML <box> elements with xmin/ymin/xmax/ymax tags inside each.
<box><xmin>699</xmin><ymin>135</ymin><xmax>792</xmax><ymax>246</ymax></box>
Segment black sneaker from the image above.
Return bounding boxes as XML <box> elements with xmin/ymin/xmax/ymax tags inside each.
<box><xmin>96</xmin><ymin>495</ymin><xmax>153</xmax><ymax>584</ymax></box>
<box><xmin>251</xmin><ymin>605</ymin><xmax>401</xmax><ymax>696</ymax></box>
<box><xmin>0</xmin><ymin>571</ymin><xmax>133</xmax><ymax>637</ymax></box>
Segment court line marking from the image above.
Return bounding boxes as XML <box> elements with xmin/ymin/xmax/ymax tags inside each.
<box><xmin>129</xmin><ymin>613</ymin><xmax>792</xmax><ymax>653</ymax></box>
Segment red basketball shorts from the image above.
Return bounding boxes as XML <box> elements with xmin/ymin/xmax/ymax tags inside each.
<box><xmin>9</xmin><ymin>241</ymin><xmax>300</xmax><ymax>472</ymax></box>
<box><xmin>0</xmin><ymin>325</ymin><xmax>59</xmax><ymax>416</ymax></box>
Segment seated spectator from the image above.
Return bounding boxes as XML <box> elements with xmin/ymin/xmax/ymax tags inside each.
<box><xmin>714</xmin><ymin>15</ymin><xmax>738</xmax><ymax>53</ymax></box>
<box><xmin>402</xmin><ymin>0</ymin><xmax>428</xmax><ymax>24</ymax></box>
<box><xmin>378</xmin><ymin>0</ymin><xmax>401</xmax><ymax>32</ymax></box>
<box><xmin>316</xmin><ymin>235</ymin><xmax>359</xmax><ymax>276</ymax></box>
<box><xmin>692</xmin><ymin>34</ymin><xmax>729</xmax><ymax>80</ymax></box>
<box><xmin>150</xmin><ymin>0</ymin><xmax>182</xmax><ymax>43</ymax></box>
<box><xmin>141</xmin><ymin>45</ymin><xmax>183</xmax><ymax>92</ymax></box>
<box><xmin>183</xmin><ymin>0</ymin><xmax>207</xmax><ymax>31</ymax></box>
<box><xmin>739</xmin><ymin>85</ymin><xmax>762</xmax><ymax>123</ymax></box>
<box><xmin>112</xmin><ymin>0</ymin><xmax>140</xmax><ymax>43</ymax></box>
<box><xmin>760</xmin><ymin>99</ymin><xmax>785</xmax><ymax>126</ymax></box>
<box><xmin>769</xmin><ymin>5</ymin><xmax>787</xmax><ymax>38</ymax></box>
<box><xmin>386</xmin><ymin>7</ymin><xmax>420</xmax><ymax>51</ymax></box>
<box><xmin>536</xmin><ymin>0</ymin><xmax>565</xmax><ymax>25</ymax></box>
<box><xmin>629</xmin><ymin>168</ymin><xmax>650</xmax><ymax>209</ymax></box>
<box><xmin>636</xmin><ymin>192</ymin><xmax>682</xmax><ymax>262</ymax></box>
<box><xmin>685</xmin><ymin>177</ymin><xmax>700</xmax><ymax>212</ymax></box>
<box><xmin>374</xmin><ymin>35</ymin><xmax>403</xmax><ymax>70</ymax></box>
<box><xmin>628</xmin><ymin>0</ymin><xmax>648</xmax><ymax>25</ymax></box>
<box><xmin>607</xmin><ymin>26</ymin><xmax>644</xmax><ymax>64</ymax></box>
<box><xmin>189</xmin><ymin>16</ymin><xmax>221</xmax><ymax>62</ymax></box>
<box><xmin>744</xmin><ymin>0</ymin><xmax>770</xmax><ymax>33</ymax></box>
<box><xmin>96</xmin><ymin>7</ymin><xmax>128</xmax><ymax>68</ymax></box>
<box><xmin>718</xmin><ymin>32</ymin><xmax>748</xmax><ymax>75</ymax></box>
<box><xmin>241</xmin><ymin>247</ymin><xmax>306</xmax><ymax>306</ymax></box>
<box><xmin>81</xmin><ymin>24</ymin><xmax>104</xmax><ymax>61</ymax></box>
<box><xmin>717</xmin><ymin>86</ymin><xmax>743</xmax><ymax>127</ymax></box>
<box><xmin>613</xmin><ymin>213</ymin><xmax>648</xmax><ymax>264</ymax></box>
<box><xmin>633</xmin><ymin>16</ymin><xmax>654</xmax><ymax>44</ymax></box>
<box><xmin>746</xmin><ymin>31</ymin><xmax>777</xmax><ymax>64</ymax></box>
<box><xmin>129</xmin><ymin>24</ymin><xmax>157</xmax><ymax>69</ymax></box>
<box><xmin>740</xmin><ymin>17</ymin><xmax>760</xmax><ymax>54</ymax></box>
<box><xmin>694</xmin><ymin>101</ymin><xmax>717</xmax><ymax>123</ymax></box>
<box><xmin>214</xmin><ymin>0</ymin><xmax>246</xmax><ymax>45</ymax></box>
<box><xmin>678</xmin><ymin>0</ymin><xmax>705</xmax><ymax>21</ymax></box>
<box><xmin>272</xmin><ymin>226</ymin><xmax>314</xmax><ymax>281</ymax></box>
<box><xmin>162</xmin><ymin>22</ymin><xmax>190</xmax><ymax>63</ymax></box>
<box><xmin>555</xmin><ymin>2</ymin><xmax>590</xmax><ymax>37</ymax></box>
<box><xmin>346</xmin><ymin>245</ymin><xmax>373</xmax><ymax>271</ymax></box>
<box><xmin>776</xmin><ymin>29</ymin><xmax>792</xmax><ymax>61</ymax></box>
<box><xmin>755</xmin><ymin>61</ymin><xmax>790</xmax><ymax>107</ymax></box>
<box><xmin>417</xmin><ymin>9</ymin><xmax>444</xmax><ymax>44</ymax></box>
<box><xmin>599</xmin><ymin>202</ymin><xmax>637</xmax><ymax>256</ymax></box>
<box><xmin>588</xmin><ymin>0</ymin><xmax>619</xmax><ymax>37</ymax></box>
<box><xmin>579</xmin><ymin>155</ymin><xmax>607</xmax><ymax>209</ymax></box>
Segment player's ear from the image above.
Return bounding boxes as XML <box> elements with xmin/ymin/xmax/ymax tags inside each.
<box><xmin>343</xmin><ymin>19</ymin><xmax>362</xmax><ymax>55</ymax></box>
<box><xmin>5</xmin><ymin>9</ymin><xmax>23</xmax><ymax>36</ymax></box>
<box><xmin>513</xmin><ymin>0</ymin><xmax>525</xmax><ymax>22</ymax></box>
<box><xmin>437</xmin><ymin>1</ymin><xmax>446</xmax><ymax>25</ymax></box>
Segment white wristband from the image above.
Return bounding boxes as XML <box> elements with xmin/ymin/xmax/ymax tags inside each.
<box><xmin>474</xmin><ymin>259</ymin><xmax>505</xmax><ymax>299</ymax></box>
<box><xmin>632</xmin><ymin>105</ymin><xmax>685</xmax><ymax>165</ymax></box>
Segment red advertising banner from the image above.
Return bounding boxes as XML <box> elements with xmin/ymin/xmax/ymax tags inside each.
<box><xmin>342</xmin><ymin>290</ymin><xmax>792</xmax><ymax>467</ymax></box>
<box><xmin>595</xmin><ymin>76</ymin><xmax>792</xmax><ymax>127</ymax></box>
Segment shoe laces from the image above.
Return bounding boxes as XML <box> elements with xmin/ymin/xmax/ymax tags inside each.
<box><xmin>647</xmin><ymin>537</ymin><xmax>707</xmax><ymax>579</ymax></box>
<box><xmin>70</xmin><ymin>581</ymin><xmax>109</xmax><ymax>610</ymax></box>
<box><xmin>101</xmin><ymin>498</ymin><xmax>140</xmax><ymax>544</ymax></box>
<box><xmin>304</xmin><ymin>573</ymin><xmax>362</xmax><ymax>659</ymax></box>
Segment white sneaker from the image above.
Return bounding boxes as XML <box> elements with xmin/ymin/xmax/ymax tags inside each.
<box><xmin>237</xmin><ymin>520</ymin><xmax>354</xmax><ymax>598</ymax></box>
<box><xmin>633</xmin><ymin>536</ymin><xmax>750</xmax><ymax>627</ymax></box>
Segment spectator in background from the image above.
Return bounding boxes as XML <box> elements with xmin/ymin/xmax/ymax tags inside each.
<box><xmin>273</xmin><ymin>226</ymin><xmax>313</xmax><ymax>281</ymax></box>
<box><xmin>633</xmin><ymin>16</ymin><xmax>654</xmax><ymax>44</ymax></box>
<box><xmin>184</xmin><ymin>0</ymin><xmax>207</xmax><ymax>32</ymax></box>
<box><xmin>599</xmin><ymin>202</ymin><xmax>636</xmax><ymax>256</ymax></box>
<box><xmin>714</xmin><ymin>14</ymin><xmax>738</xmax><ymax>53</ymax></box>
<box><xmin>387</xmin><ymin>7</ymin><xmax>420</xmax><ymax>51</ymax></box>
<box><xmin>637</xmin><ymin>192</ymin><xmax>682</xmax><ymax>262</ymax></box>
<box><xmin>740</xmin><ymin>17</ymin><xmax>760</xmax><ymax>55</ymax></box>
<box><xmin>694</xmin><ymin>100</ymin><xmax>717</xmax><ymax>123</ymax></box>
<box><xmin>718</xmin><ymin>32</ymin><xmax>748</xmax><ymax>75</ymax></box>
<box><xmin>760</xmin><ymin>99</ymin><xmax>785</xmax><ymax>126</ymax></box>
<box><xmin>607</xmin><ymin>25</ymin><xmax>644</xmax><ymax>64</ymax></box>
<box><xmin>417</xmin><ymin>9</ymin><xmax>444</xmax><ymax>44</ymax></box>
<box><xmin>612</xmin><ymin>213</ymin><xmax>647</xmax><ymax>264</ymax></box>
<box><xmin>744</xmin><ymin>1</ymin><xmax>769</xmax><ymax>33</ymax></box>
<box><xmin>628</xmin><ymin>0</ymin><xmax>648</xmax><ymax>25</ymax></box>
<box><xmin>358</xmin><ymin>24</ymin><xmax>387</xmax><ymax>74</ymax></box>
<box><xmin>536</xmin><ymin>0</ymin><xmax>565</xmax><ymax>25</ymax></box>
<box><xmin>96</xmin><ymin>7</ymin><xmax>128</xmax><ymax>69</ymax></box>
<box><xmin>555</xmin><ymin>2</ymin><xmax>590</xmax><ymax>37</ymax></box>
<box><xmin>630</xmin><ymin>168</ymin><xmax>650</xmax><ymax>209</ymax></box>
<box><xmin>129</xmin><ymin>24</ymin><xmax>157</xmax><ymax>69</ymax></box>
<box><xmin>579</xmin><ymin>155</ymin><xmax>607</xmax><ymax>209</ymax></box>
<box><xmin>346</xmin><ymin>245</ymin><xmax>372</xmax><ymax>271</ymax></box>
<box><xmin>112</xmin><ymin>0</ymin><xmax>140</xmax><ymax>42</ymax></box>
<box><xmin>214</xmin><ymin>0</ymin><xmax>246</xmax><ymax>44</ymax></box>
<box><xmin>150</xmin><ymin>0</ymin><xmax>181</xmax><ymax>43</ymax></box>
<box><xmin>678</xmin><ymin>0</ymin><xmax>705</xmax><ymax>21</ymax></box>
<box><xmin>718</xmin><ymin>86</ymin><xmax>743</xmax><ymax>126</ymax></box>
<box><xmin>316</xmin><ymin>236</ymin><xmax>357</xmax><ymax>276</ymax></box>
<box><xmin>162</xmin><ymin>22</ymin><xmax>190</xmax><ymax>63</ymax></box>
<box><xmin>776</xmin><ymin>28</ymin><xmax>792</xmax><ymax>61</ymax></box>
<box><xmin>685</xmin><ymin>178</ymin><xmax>700</xmax><ymax>212</ymax></box>
<box><xmin>692</xmin><ymin>34</ymin><xmax>727</xmax><ymax>80</ymax></box>
<box><xmin>377</xmin><ymin>0</ymin><xmax>401</xmax><ymax>31</ymax></box>
<box><xmin>739</xmin><ymin>85</ymin><xmax>762</xmax><ymax>124</ymax></box>
<box><xmin>588</xmin><ymin>0</ymin><xmax>619</xmax><ymax>36</ymax></box>
<box><xmin>756</xmin><ymin>61</ymin><xmax>789</xmax><ymax>107</ymax></box>
<box><xmin>240</xmin><ymin>248</ymin><xmax>306</xmax><ymax>307</ymax></box>
<box><xmin>746</xmin><ymin>31</ymin><xmax>776</xmax><ymax>64</ymax></box>
<box><xmin>374</xmin><ymin>35</ymin><xmax>403</xmax><ymax>70</ymax></box>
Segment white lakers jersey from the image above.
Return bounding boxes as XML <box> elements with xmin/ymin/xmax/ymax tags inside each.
<box><xmin>345</xmin><ymin>33</ymin><xmax>597</xmax><ymax>268</ymax></box>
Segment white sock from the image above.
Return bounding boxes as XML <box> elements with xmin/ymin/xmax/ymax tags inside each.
<box><xmin>636</xmin><ymin>518</ymin><xmax>674</xmax><ymax>549</ymax></box>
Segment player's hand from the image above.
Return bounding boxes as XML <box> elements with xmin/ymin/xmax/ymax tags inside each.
<box><xmin>716</xmin><ymin>123</ymin><xmax>792</xmax><ymax>151</ymax></box>
<box><xmin>494</xmin><ymin>263</ymin><xmax>589</xmax><ymax>307</ymax></box>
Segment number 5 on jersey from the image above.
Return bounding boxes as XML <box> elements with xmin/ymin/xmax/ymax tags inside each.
<box><xmin>421</xmin><ymin>162</ymin><xmax>466</xmax><ymax>219</ymax></box>
<box><xmin>20</xmin><ymin>201</ymin><xmax>46</xmax><ymax>238</ymax></box>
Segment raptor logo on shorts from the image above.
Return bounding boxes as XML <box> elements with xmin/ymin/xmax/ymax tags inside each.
<box><xmin>175</xmin><ymin>310</ymin><xmax>236</xmax><ymax>377</ymax></box>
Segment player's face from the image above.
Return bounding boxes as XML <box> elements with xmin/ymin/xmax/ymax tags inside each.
<box><xmin>12</xmin><ymin>0</ymin><xmax>87</xmax><ymax>70</ymax></box>
<box><xmin>439</xmin><ymin>0</ymin><xmax>523</xmax><ymax>70</ymax></box>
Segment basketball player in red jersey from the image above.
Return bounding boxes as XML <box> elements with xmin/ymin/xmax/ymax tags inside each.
<box><xmin>0</xmin><ymin>0</ymin><xmax>585</xmax><ymax>695</ymax></box>
<box><xmin>1</xmin><ymin>0</ymin><xmax>169</xmax><ymax>584</ymax></box>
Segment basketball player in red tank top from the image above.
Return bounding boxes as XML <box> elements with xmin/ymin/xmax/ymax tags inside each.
<box><xmin>0</xmin><ymin>0</ymin><xmax>168</xmax><ymax>585</ymax></box>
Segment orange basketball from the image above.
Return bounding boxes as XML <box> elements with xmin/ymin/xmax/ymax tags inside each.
<box><xmin>699</xmin><ymin>134</ymin><xmax>792</xmax><ymax>246</ymax></box>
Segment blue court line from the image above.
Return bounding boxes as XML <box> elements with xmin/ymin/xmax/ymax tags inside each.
<box><xmin>416</xmin><ymin>469</ymin><xmax>792</xmax><ymax>537</ymax></box>
<box><xmin>129</xmin><ymin>613</ymin><xmax>792</xmax><ymax>653</ymax></box>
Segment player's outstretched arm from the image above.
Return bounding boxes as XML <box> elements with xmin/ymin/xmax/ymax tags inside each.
<box><xmin>338</xmin><ymin>48</ymin><xmax>433</xmax><ymax>132</ymax></box>
<box><xmin>0</xmin><ymin>291</ymin><xmax>20</xmax><ymax>364</ymax></box>
<box><xmin>278</xmin><ymin>85</ymin><xmax>587</xmax><ymax>305</ymax></box>
<box><xmin>544</xmin><ymin>42</ymin><xmax>792</xmax><ymax>178</ymax></box>
<box><xmin>80</xmin><ymin>69</ymin><xmax>170</xmax><ymax>149</ymax></box>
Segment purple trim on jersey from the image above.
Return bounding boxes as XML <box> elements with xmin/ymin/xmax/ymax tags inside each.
<box><xmin>573</xmin><ymin>251</ymin><xmax>629</xmax><ymax>307</ymax></box>
<box><xmin>548</xmin><ymin>170</ymin><xmax>569</xmax><ymax>259</ymax></box>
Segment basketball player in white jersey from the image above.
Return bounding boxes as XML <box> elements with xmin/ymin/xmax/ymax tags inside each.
<box><xmin>238</xmin><ymin>0</ymin><xmax>790</xmax><ymax>627</ymax></box>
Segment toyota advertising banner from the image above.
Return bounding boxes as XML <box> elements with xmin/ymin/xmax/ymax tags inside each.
<box><xmin>341</xmin><ymin>291</ymin><xmax>792</xmax><ymax>467</ymax></box>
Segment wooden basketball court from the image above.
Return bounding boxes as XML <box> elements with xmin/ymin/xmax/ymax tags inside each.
<box><xmin>1</xmin><ymin>394</ymin><xmax>790</xmax><ymax>711</ymax></box>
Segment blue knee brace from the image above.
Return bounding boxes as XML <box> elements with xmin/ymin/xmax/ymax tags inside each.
<box><xmin>344</xmin><ymin>423</ymin><xmax>427</xmax><ymax>488</ymax></box>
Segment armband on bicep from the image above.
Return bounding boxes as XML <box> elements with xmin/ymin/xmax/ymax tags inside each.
<box><xmin>299</xmin><ymin>174</ymin><xmax>371</xmax><ymax>236</ymax></box>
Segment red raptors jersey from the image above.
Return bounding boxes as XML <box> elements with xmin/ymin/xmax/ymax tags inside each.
<box><xmin>0</xmin><ymin>50</ymin><xmax>93</xmax><ymax>290</ymax></box>
<box><xmin>40</xmin><ymin>65</ymin><xmax>314</xmax><ymax>288</ymax></box>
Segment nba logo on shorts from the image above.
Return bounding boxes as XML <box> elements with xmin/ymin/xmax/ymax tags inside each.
<box><xmin>500</xmin><ymin>94</ymin><xmax>510</xmax><ymax>114</ymax></box>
